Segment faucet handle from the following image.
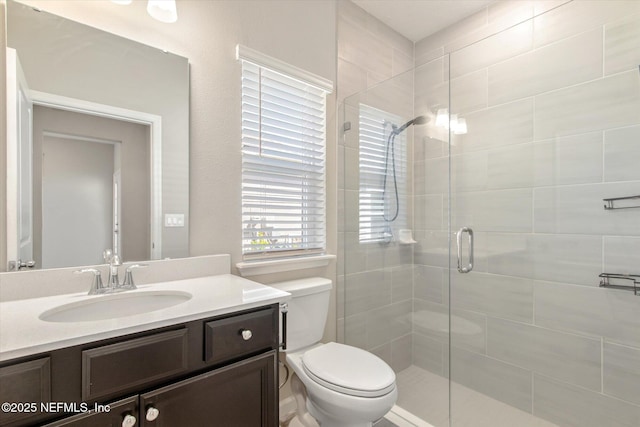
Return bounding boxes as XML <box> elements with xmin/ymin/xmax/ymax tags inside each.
<box><xmin>122</xmin><ymin>264</ymin><xmax>148</xmax><ymax>289</ymax></box>
<box><xmin>74</xmin><ymin>268</ymin><xmax>105</xmax><ymax>295</ymax></box>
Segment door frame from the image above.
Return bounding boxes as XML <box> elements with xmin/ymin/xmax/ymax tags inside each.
<box><xmin>29</xmin><ymin>90</ymin><xmax>163</xmax><ymax>260</ymax></box>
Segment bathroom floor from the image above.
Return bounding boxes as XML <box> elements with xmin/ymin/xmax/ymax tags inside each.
<box><xmin>394</xmin><ymin>366</ymin><xmax>559</xmax><ymax>427</ymax></box>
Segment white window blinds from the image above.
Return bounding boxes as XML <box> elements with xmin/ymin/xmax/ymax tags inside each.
<box><xmin>359</xmin><ymin>105</ymin><xmax>408</xmax><ymax>243</ymax></box>
<box><xmin>239</xmin><ymin>50</ymin><xmax>331</xmax><ymax>260</ymax></box>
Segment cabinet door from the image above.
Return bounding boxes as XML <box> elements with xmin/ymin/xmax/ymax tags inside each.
<box><xmin>140</xmin><ymin>351</ymin><xmax>277</xmax><ymax>427</ymax></box>
<box><xmin>42</xmin><ymin>396</ymin><xmax>138</xmax><ymax>427</ymax></box>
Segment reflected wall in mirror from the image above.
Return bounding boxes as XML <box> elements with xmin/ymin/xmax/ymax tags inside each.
<box><xmin>5</xmin><ymin>0</ymin><xmax>190</xmax><ymax>271</ymax></box>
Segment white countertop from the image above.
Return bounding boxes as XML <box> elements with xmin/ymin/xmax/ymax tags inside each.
<box><xmin>0</xmin><ymin>274</ymin><xmax>290</xmax><ymax>362</ymax></box>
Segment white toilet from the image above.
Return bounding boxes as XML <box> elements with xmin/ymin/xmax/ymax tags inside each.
<box><xmin>271</xmin><ymin>278</ymin><xmax>397</xmax><ymax>427</ymax></box>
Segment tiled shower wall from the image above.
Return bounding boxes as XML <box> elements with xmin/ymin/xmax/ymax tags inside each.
<box><xmin>413</xmin><ymin>1</ymin><xmax>640</xmax><ymax>425</ymax></box>
<box><xmin>336</xmin><ymin>0</ymin><xmax>416</xmax><ymax>372</ymax></box>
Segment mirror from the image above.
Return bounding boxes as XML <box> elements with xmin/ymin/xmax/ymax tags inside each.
<box><xmin>5</xmin><ymin>0</ymin><xmax>190</xmax><ymax>271</ymax></box>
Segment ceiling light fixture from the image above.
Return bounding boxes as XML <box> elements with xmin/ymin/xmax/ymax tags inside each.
<box><xmin>111</xmin><ymin>0</ymin><xmax>178</xmax><ymax>23</ymax></box>
<box><xmin>147</xmin><ymin>0</ymin><xmax>178</xmax><ymax>23</ymax></box>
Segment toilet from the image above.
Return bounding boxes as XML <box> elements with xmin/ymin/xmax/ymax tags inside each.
<box><xmin>271</xmin><ymin>278</ymin><xmax>397</xmax><ymax>427</ymax></box>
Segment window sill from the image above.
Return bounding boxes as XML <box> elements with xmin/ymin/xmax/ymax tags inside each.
<box><xmin>236</xmin><ymin>254</ymin><xmax>336</xmax><ymax>277</ymax></box>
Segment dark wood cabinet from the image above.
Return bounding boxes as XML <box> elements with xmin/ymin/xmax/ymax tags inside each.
<box><xmin>140</xmin><ymin>351</ymin><xmax>277</xmax><ymax>427</ymax></box>
<box><xmin>0</xmin><ymin>304</ymin><xmax>279</xmax><ymax>427</ymax></box>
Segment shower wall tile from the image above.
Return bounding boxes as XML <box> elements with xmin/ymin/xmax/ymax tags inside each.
<box><xmin>486</xmin><ymin>144</ymin><xmax>534</xmax><ymax>190</ymax></box>
<box><xmin>488</xmin><ymin>0</ymin><xmax>534</xmax><ymax>31</ymax></box>
<box><xmin>337</xmin><ymin>58</ymin><xmax>368</xmax><ymax>103</ymax></box>
<box><xmin>364</xmin><ymin>11</ymin><xmax>413</xmax><ymax>57</ymax></box>
<box><xmin>487</xmin><ymin>317</ymin><xmax>602</xmax><ymax>391</ymax></box>
<box><xmin>532</xmin><ymin>0</ymin><xmax>640</xmax><ymax>48</ymax></box>
<box><xmin>452</xmin><ymin>151</ymin><xmax>489</xmax><ymax>192</ymax></box>
<box><xmin>534</xmin><ymin>374</ymin><xmax>640</xmax><ymax>427</ymax></box>
<box><xmin>534</xmin><ymin>182</ymin><xmax>640</xmax><ymax>236</ymax></box>
<box><xmin>604</xmin><ymin>236</ymin><xmax>640</xmax><ymax>276</ymax></box>
<box><xmin>450</xmin><ymin>21</ymin><xmax>533</xmax><ymax>79</ymax></box>
<box><xmin>414</xmin><ymin>265</ymin><xmax>444</xmax><ymax>304</ymax></box>
<box><xmin>534</xmin><ymin>70</ymin><xmax>640</xmax><ymax>140</ymax></box>
<box><xmin>422</xmin><ymin>157</ymin><xmax>449</xmax><ymax>194</ymax></box>
<box><xmin>344</xmin><ymin>232</ymin><xmax>366</xmax><ymax>274</ymax></box>
<box><xmin>392</xmin><ymin>48</ymin><xmax>414</xmax><ymax>76</ymax></box>
<box><xmin>604</xmin><ymin>125</ymin><xmax>640</xmax><ymax>182</ymax></box>
<box><xmin>450</xmin><ymin>309</ymin><xmax>486</xmax><ymax>354</ymax></box>
<box><xmin>415</xmin><ymin>58</ymin><xmax>448</xmax><ymax>114</ymax></box>
<box><xmin>451</xmin><ymin>348</ymin><xmax>533</xmax><ymax>413</ymax></box>
<box><xmin>390</xmin><ymin>334</ymin><xmax>413</xmax><ymax>373</ymax></box>
<box><xmin>413</xmin><ymin>332</ymin><xmax>445</xmax><ymax>375</ymax></box>
<box><xmin>338</xmin><ymin>23</ymin><xmax>392</xmax><ymax>82</ymax></box>
<box><xmin>450</xmin><ymin>272</ymin><xmax>534</xmax><ymax>323</ymax></box>
<box><xmin>534</xmin><ymin>281</ymin><xmax>640</xmax><ymax>348</ymax></box>
<box><xmin>414</xmin><ymin>194</ymin><xmax>443</xmax><ymax>231</ymax></box>
<box><xmin>450</xmin><ymin>69</ymin><xmax>488</xmax><ymax>115</ymax></box>
<box><xmin>487</xmin><ymin>233</ymin><xmax>602</xmax><ymax>286</ymax></box>
<box><xmin>414</xmin><ymin>299</ymin><xmax>486</xmax><ymax>355</ymax></box>
<box><xmin>533</xmin><ymin>132</ymin><xmax>603</xmax><ymax>186</ymax></box>
<box><xmin>391</xmin><ymin>265</ymin><xmax>414</xmax><ymax>303</ymax></box>
<box><xmin>605</xmin><ymin>14</ymin><xmax>640</xmax><ymax>75</ymax></box>
<box><xmin>604</xmin><ymin>342</ymin><xmax>640</xmax><ymax>406</ymax></box>
<box><xmin>366</xmin><ymin>300</ymin><xmax>412</xmax><ymax>349</ymax></box>
<box><xmin>414</xmin><ymin>131</ymin><xmax>445</xmax><ymax>160</ymax></box>
<box><xmin>343</xmin><ymin>147</ymin><xmax>359</xmax><ymax>191</ymax></box>
<box><xmin>452</xmin><ymin>98</ymin><xmax>534</xmax><ymax>154</ymax></box>
<box><xmin>370</xmin><ymin>343</ymin><xmax>392</xmax><ymax>369</ymax></box>
<box><xmin>451</xmin><ymin>188</ymin><xmax>533</xmax><ymax>232</ymax></box>
<box><xmin>488</xmin><ymin>28</ymin><xmax>603</xmax><ymax>106</ymax></box>
<box><xmin>412</xmin><ymin>299</ymin><xmax>449</xmax><ymax>343</ymax></box>
<box><xmin>343</xmin><ymin>313</ymin><xmax>367</xmax><ymax>349</ymax></box>
<box><xmin>343</xmin><ymin>190</ymin><xmax>358</xmax><ymax>232</ymax></box>
<box><xmin>344</xmin><ymin>269</ymin><xmax>391</xmax><ymax>316</ymax></box>
<box><xmin>414</xmin><ymin>230</ymin><xmax>449</xmax><ymax>268</ymax></box>
<box><xmin>414</xmin><ymin>8</ymin><xmax>487</xmax><ymax>67</ymax></box>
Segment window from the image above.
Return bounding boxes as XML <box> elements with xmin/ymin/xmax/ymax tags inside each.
<box><xmin>238</xmin><ymin>46</ymin><xmax>332</xmax><ymax>260</ymax></box>
<box><xmin>359</xmin><ymin>105</ymin><xmax>408</xmax><ymax>243</ymax></box>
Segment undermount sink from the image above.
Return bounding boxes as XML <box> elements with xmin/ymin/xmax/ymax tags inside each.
<box><xmin>39</xmin><ymin>290</ymin><xmax>192</xmax><ymax>323</ymax></box>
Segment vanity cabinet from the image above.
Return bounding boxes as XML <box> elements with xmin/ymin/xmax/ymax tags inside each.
<box><xmin>0</xmin><ymin>304</ymin><xmax>279</xmax><ymax>427</ymax></box>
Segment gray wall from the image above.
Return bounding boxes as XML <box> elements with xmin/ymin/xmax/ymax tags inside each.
<box><xmin>414</xmin><ymin>1</ymin><xmax>640</xmax><ymax>426</ymax></box>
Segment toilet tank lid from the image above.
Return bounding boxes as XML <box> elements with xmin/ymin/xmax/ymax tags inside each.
<box><xmin>268</xmin><ymin>277</ymin><xmax>332</xmax><ymax>297</ymax></box>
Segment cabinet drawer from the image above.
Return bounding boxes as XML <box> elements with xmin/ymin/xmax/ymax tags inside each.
<box><xmin>205</xmin><ymin>307</ymin><xmax>278</xmax><ymax>364</ymax></box>
<box><xmin>0</xmin><ymin>357</ymin><xmax>51</xmax><ymax>426</ymax></box>
<box><xmin>82</xmin><ymin>329</ymin><xmax>188</xmax><ymax>401</ymax></box>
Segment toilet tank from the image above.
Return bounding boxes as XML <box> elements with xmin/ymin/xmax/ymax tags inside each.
<box><xmin>269</xmin><ymin>277</ymin><xmax>332</xmax><ymax>352</ymax></box>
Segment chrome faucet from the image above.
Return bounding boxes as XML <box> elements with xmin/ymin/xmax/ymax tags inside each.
<box><xmin>105</xmin><ymin>252</ymin><xmax>122</xmax><ymax>289</ymax></box>
<box><xmin>75</xmin><ymin>251</ymin><xmax>148</xmax><ymax>295</ymax></box>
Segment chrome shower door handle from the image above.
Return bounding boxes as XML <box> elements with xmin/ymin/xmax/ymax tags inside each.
<box><xmin>456</xmin><ymin>227</ymin><xmax>474</xmax><ymax>273</ymax></box>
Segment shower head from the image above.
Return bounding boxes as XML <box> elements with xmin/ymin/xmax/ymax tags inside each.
<box><xmin>392</xmin><ymin>115</ymin><xmax>428</xmax><ymax>135</ymax></box>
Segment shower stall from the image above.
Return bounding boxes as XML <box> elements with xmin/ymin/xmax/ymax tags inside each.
<box><xmin>338</xmin><ymin>1</ymin><xmax>640</xmax><ymax>426</ymax></box>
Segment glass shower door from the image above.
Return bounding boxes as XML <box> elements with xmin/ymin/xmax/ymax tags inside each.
<box><xmin>448</xmin><ymin>3</ymin><xmax>640</xmax><ymax>426</ymax></box>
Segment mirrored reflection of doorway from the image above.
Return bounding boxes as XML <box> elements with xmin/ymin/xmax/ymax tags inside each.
<box><xmin>33</xmin><ymin>105</ymin><xmax>150</xmax><ymax>269</ymax></box>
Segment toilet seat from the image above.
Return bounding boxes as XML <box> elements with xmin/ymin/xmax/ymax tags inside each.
<box><xmin>301</xmin><ymin>342</ymin><xmax>396</xmax><ymax>398</ymax></box>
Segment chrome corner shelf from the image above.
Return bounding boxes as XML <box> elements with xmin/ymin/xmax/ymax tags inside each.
<box><xmin>603</xmin><ymin>195</ymin><xmax>640</xmax><ymax>210</ymax></box>
<box><xmin>599</xmin><ymin>273</ymin><xmax>639</xmax><ymax>295</ymax></box>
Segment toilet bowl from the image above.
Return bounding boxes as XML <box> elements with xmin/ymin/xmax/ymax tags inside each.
<box><xmin>269</xmin><ymin>278</ymin><xmax>397</xmax><ymax>427</ymax></box>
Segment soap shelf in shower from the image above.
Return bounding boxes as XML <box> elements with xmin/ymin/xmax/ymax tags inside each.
<box><xmin>599</xmin><ymin>273</ymin><xmax>640</xmax><ymax>295</ymax></box>
<box><xmin>603</xmin><ymin>195</ymin><xmax>640</xmax><ymax>210</ymax></box>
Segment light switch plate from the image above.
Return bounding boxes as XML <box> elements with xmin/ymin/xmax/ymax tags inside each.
<box><xmin>164</xmin><ymin>213</ymin><xmax>185</xmax><ymax>227</ymax></box>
